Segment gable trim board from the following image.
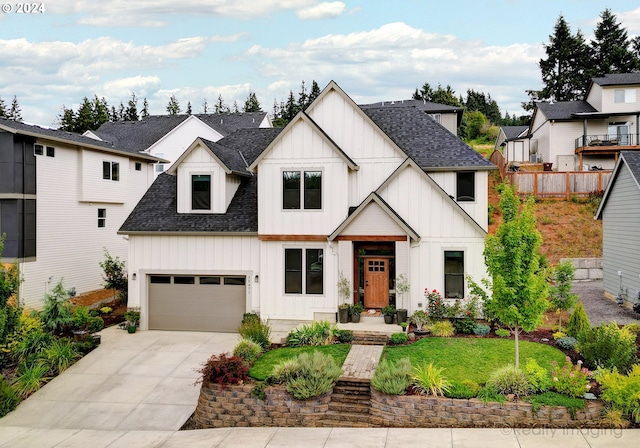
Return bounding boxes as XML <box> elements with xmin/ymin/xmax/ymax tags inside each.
<box><xmin>167</xmin><ymin>138</ymin><xmax>252</xmax><ymax>178</ymax></box>
<box><xmin>595</xmin><ymin>152</ymin><xmax>640</xmax><ymax>219</ymax></box>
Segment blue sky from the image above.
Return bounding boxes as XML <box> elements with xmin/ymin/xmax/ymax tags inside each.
<box><xmin>1</xmin><ymin>1</ymin><xmax>639</xmax><ymax>126</ymax></box>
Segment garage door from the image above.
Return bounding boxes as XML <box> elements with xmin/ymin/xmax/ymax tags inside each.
<box><xmin>148</xmin><ymin>275</ymin><xmax>246</xmax><ymax>332</ymax></box>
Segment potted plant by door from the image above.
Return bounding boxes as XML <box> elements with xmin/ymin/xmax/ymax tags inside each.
<box><xmin>350</xmin><ymin>303</ymin><xmax>364</xmax><ymax>323</ymax></box>
<box><xmin>395</xmin><ymin>274</ymin><xmax>410</xmax><ymax>324</ymax></box>
<box><xmin>336</xmin><ymin>272</ymin><xmax>352</xmax><ymax>323</ymax></box>
<box><xmin>124</xmin><ymin>309</ymin><xmax>140</xmax><ymax>333</ymax></box>
<box><xmin>381</xmin><ymin>305</ymin><xmax>396</xmax><ymax>324</ymax></box>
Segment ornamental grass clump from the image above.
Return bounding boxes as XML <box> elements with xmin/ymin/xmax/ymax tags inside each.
<box><xmin>430</xmin><ymin>320</ymin><xmax>454</xmax><ymax>337</ymax></box>
<box><xmin>485</xmin><ymin>365</ymin><xmax>532</xmax><ymax>399</ymax></box>
<box><xmin>411</xmin><ymin>362</ymin><xmax>450</xmax><ymax>396</ymax></box>
<box><xmin>270</xmin><ymin>351</ymin><xmax>341</xmax><ymax>400</ymax></box>
<box><xmin>371</xmin><ymin>357</ymin><xmax>412</xmax><ymax>395</ymax></box>
<box><xmin>286</xmin><ymin>321</ymin><xmax>335</xmax><ymax>347</ymax></box>
<box><xmin>233</xmin><ymin>338</ymin><xmax>263</xmax><ymax>365</ymax></box>
<box><xmin>238</xmin><ymin>318</ymin><xmax>271</xmax><ymax>350</ymax></box>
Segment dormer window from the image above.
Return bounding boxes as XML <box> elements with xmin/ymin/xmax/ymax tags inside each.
<box><xmin>283</xmin><ymin>170</ymin><xmax>322</xmax><ymax>210</ymax></box>
<box><xmin>192</xmin><ymin>174</ymin><xmax>211</xmax><ymax>210</ymax></box>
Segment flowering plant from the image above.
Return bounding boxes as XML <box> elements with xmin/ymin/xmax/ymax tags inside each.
<box><xmin>551</xmin><ymin>356</ymin><xmax>592</xmax><ymax>398</ymax></box>
<box><xmin>424</xmin><ymin>289</ymin><xmax>462</xmax><ymax>320</ymax></box>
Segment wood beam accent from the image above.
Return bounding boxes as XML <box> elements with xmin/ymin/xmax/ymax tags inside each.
<box><xmin>258</xmin><ymin>234</ymin><xmax>327</xmax><ymax>241</ymax></box>
<box><xmin>334</xmin><ymin>235</ymin><xmax>407</xmax><ymax>242</ymax></box>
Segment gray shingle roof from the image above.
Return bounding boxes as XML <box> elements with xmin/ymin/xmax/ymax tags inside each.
<box><xmin>0</xmin><ymin>117</ymin><xmax>161</xmax><ymax>160</ymax></box>
<box><xmin>501</xmin><ymin>125</ymin><xmax>529</xmax><ymax>140</ymax></box>
<box><xmin>93</xmin><ymin>112</ymin><xmax>268</xmax><ymax>152</ymax></box>
<box><xmin>535</xmin><ymin>101</ymin><xmax>597</xmax><ymax>121</ymax></box>
<box><xmin>621</xmin><ymin>151</ymin><xmax>640</xmax><ymax>182</ymax></box>
<box><xmin>361</xmin><ymin>105</ymin><xmax>494</xmax><ymax>169</ymax></box>
<box><xmin>119</xmin><ymin>173</ymin><xmax>259</xmax><ymax>233</ymax></box>
<box><xmin>592</xmin><ymin>73</ymin><xmax>640</xmax><ymax>87</ymax></box>
<box><xmin>360</xmin><ymin>99</ymin><xmax>461</xmax><ymax>113</ymax></box>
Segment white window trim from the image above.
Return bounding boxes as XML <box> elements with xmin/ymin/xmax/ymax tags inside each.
<box><xmin>283</xmin><ymin>245</ymin><xmax>325</xmax><ymax>296</ymax></box>
<box><xmin>103</xmin><ymin>161</ymin><xmax>120</xmax><ymax>181</ymax></box>
<box><xmin>614</xmin><ymin>88</ymin><xmax>637</xmax><ymax>104</ymax></box>
<box><xmin>281</xmin><ymin>167</ymin><xmax>324</xmax><ymax>211</ymax></box>
<box><xmin>443</xmin><ymin>249</ymin><xmax>466</xmax><ymax>299</ymax></box>
<box><xmin>456</xmin><ymin>171</ymin><xmax>476</xmax><ymax>203</ymax></box>
<box><xmin>189</xmin><ymin>171</ymin><xmax>213</xmax><ymax>214</ymax></box>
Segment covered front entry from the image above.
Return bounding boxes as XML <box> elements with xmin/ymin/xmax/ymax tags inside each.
<box><xmin>354</xmin><ymin>242</ymin><xmax>395</xmax><ymax>309</ymax></box>
<box><xmin>148</xmin><ymin>274</ymin><xmax>246</xmax><ymax>332</ymax></box>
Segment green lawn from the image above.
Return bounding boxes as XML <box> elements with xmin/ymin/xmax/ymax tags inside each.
<box><xmin>249</xmin><ymin>344</ymin><xmax>351</xmax><ymax>381</ymax></box>
<box><xmin>383</xmin><ymin>338</ymin><xmax>566</xmax><ymax>384</ymax></box>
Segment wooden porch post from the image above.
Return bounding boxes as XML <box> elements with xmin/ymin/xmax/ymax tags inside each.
<box><xmin>579</xmin><ymin>152</ymin><xmax>583</xmax><ymax>171</ymax></box>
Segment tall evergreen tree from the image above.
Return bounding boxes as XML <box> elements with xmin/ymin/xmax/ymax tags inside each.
<box><xmin>123</xmin><ymin>93</ymin><xmax>139</xmax><ymax>121</ymax></box>
<box><xmin>232</xmin><ymin>100</ymin><xmax>239</xmax><ymax>113</ymax></box>
<box><xmin>141</xmin><ymin>98</ymin><xmax>149</xmax><ymax>118</ymax></box>
<box><xmin>202</xmin><ymin>98</ymin><xmax>209</xmax><ymax>114</ymax></box>
<box><xmin>166</xmin><ymin>95</ymin><xmax>181</xmax><ymax>115</ymax></box>
<box><xmin>413</xmin><ymin>82</ymin><xmax>462</xmax><ymax>107</ymax></box>
<box><xmin>214</xmin><ymin>94</ymin><xmax>229</xmax><ymax>113</ymax></box>
<box><xmin>591</xmin><ymin>9</ymin><xmax>640</xmax><ymax>76</ymax></box>
<box><xmin>307</xmin><ymin>80</ymin><xmax>321</xmax><ymax>106</ymax></box>
<box><xmin>186</xmin><ymin>101</ymin><xmax>193</xmax><ymax>115</ymax></box>
<box><xmin>282</xmin><ymin>90</ymin><xmax>298</xmax><ymax>122</ymax></box>
<box><xmin>243</xmin><ymin>90</ymin><xmax>262</xmax><ymax>112</ymax></box>
<box><xmin>0</xmin><ymin>96</ymin><xmax>7</xmax><ymax>118</ymax></box>
<box><xmin>110</xmin><ymin>105</ymin><xmax>120</xmax><ymax>122</ymax></box>
<box><xmin>76</xmin><ymin>97</ymin><xmax>96</xmax><ymax>132</ymax></box>
<box><xmin>9</xmin><ymin>96</ymin><xmax>22</xmax><ymax>122</ymax></box>
<box><xmin>297</xmin><ymin>81</ymin><xmax>308</xmax><ymax>112</ymax></box>
<box><xmin>58</xmin><ymin>106</ymin><xmax>76</xmax><ymax>131</ymax></box>
<box><xmin>93</xmin><ymin>95</ymin><xmax>110</xmax><ymax>127</ymax></box>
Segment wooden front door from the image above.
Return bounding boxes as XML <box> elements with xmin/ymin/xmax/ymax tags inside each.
<box><xmin>364</xmin><ymin>258</ymin><xmax>389</xmax><ymax>308</ymax></box>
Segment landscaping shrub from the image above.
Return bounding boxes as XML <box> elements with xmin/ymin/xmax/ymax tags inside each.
<box><xmin>286</xmin><ymin>321</ymin><xmax>335</xmax><ymax>347</ymax></box>
<box><xmin>232</xmin><ymin>338</ymin><xmax>263</xmax><ymax>365</ymax></box>
<box><xmin>556</xmin><ymin>336</ymin><xmax>577</xmax><ymax>351</ymax></box>
<box><xmin>553</xmin><ymin>331</ymin><xmax>567</xmax><ymax>340</ymax></box>
<box><xmin>271</xmin><ymin>351</ymin><xmax>341</xmax><ymax>400</ymax></box>
<box><xmin>72</xmin><ymin>306</ymin><xmax>91</xmax><ymax>331</ymax></box>
<box><xmin>238</xmin><ymin>318</ymin><xmax>271</xmax><ymax>350</ymax></box>
<box><xmin>495</xmin><ymin>328</ymin><xmax>511</xmax><ymax>338</ymax></box>
<box><xmin>477</xmin><ymin>384</ymin><xmax>506</xmax><ymax>403</ymax></box>
<box><xmin>12</xmin><ymin>361</ymin><xmax>51</xmax><ymax>398</ymax></box>
<box><xmin>411</xmin><ymin>362</ymin><xmax>450</xmax><ymax>396</ymax></box>
<box><xmin>0</xmin><ymin>375</ymin><xmax>19</xmax><ymax>417</ymax></box>
<box><xmin>566</xmin><ymin>301</ymin><xmax>590</xmax><ymax>338</ymax></box>
<box><xmin>526</xmin><ymin>391</ymin><xmax>585</xmax><ymax>418</ymax></box>
<box><xmin>486</xmin><ymin>365</ymin><xmax>531</xmax><ymax>399</ymax></box>
<box><xmin>622</xmin><ymin>323</ymin><xmax>640</xmax><ymax>334</ymax></box>
<box><xmin>197</xmin><ymin>353</ymin><xmax>249</xmax><ymax>389</ymax></box>
<box><xmin>430</xmin><ymin>320</ymin><xmax>454</xmax><ymax>337</ymax></box>
<box><xmin>577</xmin><ymin>322</ymin><xmax>637</xmax><ymax>373</ymax></box>
<box><xmin>242</xmin><ymin>313</ymin><xmax>260</xmax><ymax>325</ymax></box>
<box><xmin>453</xmin><ymin>317</ymin><xmax>475</xmax><ymax>334</ymax></box>
<box><xmin>473</xmin><ymin>323</ymin><xmax>491</xmax><ymax>336</ymax></box>
<box><xmin>597</xmin><ymin>364</ymin><xmax>640</xmax><ymax>424</ymax></box>
<box><xmin>42</xmin><ymin>338</ymin><xmax>80</xmax><ymax>375</ymax></box>
<box><xmin>371</xmin><ymin>357</ymin><xmax>412</xmax><ymax>395</ymax></box>
<box><xmin>87</xmin><ymin>316</ymin><xmax>104</xmax><ymax>334</ymax></box>
<box><xmin>444</xmin><ymin>379</ymin><xmax>480</xmax><ymax>399</ymax></box>
<box><xmin>389</xmin><ymin>332</ymin><xmax>408</xmax><ymax>345</ymax></box>
<box><xmin>334</xmin><ymin>329</ymin><xmax>353</xmax><ymax>343</ymax></box>
<box><xmin>11</xmin><ymin>328</ymin><xmax>53</xmax><ymax>363</ymax></box>
<box><xmin>425</xmin><ymin>289</ymin><xmax>448</xmax><ymax>320</ymax></box>
<box><xmin>39</xmin><ymin>281</ymin><xmax>73</xmax><ymax>334</ymax></box>
<box><xmin>408</xmin><ymin>310</ymin><xmax>430</xmax><ymax>332</ymax></box>
<box><xmin>523</xmin><ymin>358</ymin><xmax>551</xmax><ymax>393</ymax></box>
<box><xmin>551</xmin><ymin>357</ymin><xmax>591</xmax><ymax>398</ymax></box>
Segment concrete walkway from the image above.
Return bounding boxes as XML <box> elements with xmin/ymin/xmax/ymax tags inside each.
<box><xmin>340</xmin><ymin>344</ymin><xmax>384</xmax><ymax>380</ymax></box>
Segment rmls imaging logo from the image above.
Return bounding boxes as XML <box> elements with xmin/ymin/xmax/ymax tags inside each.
<box><xmin>1</xmin><ymin>3</ymin><xmax>45</xmax><ymax>14</ymax></box>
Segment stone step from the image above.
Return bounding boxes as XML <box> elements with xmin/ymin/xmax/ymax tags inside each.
<box><xmin>330</xmin><ymin>393</ymin><xmax>370</xmax><ymax>405</ymax></box>
<box><xmin>351</xmin><ymin>332</ymin><xmax>389</xmax><ymax>345</ymax></box>
<box><xmin>318</xmin><ymin>419</ymin><xmax>373</xmax><ymax>428</ymax></box>
<box><xmin>333</xmin><ymin>384</ymin><xmax>371</xmax><ymax>396</ymax></box>
<box><xmin>328</xmin><ymin>401</ymin><xmax>370</xmax><ymax>414</ymax></box>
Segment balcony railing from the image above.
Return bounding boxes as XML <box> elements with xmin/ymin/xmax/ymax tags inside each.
<box><xmin>575</xmin><ymin>133</ymin><xmax>637</xmax><ymax>150</ymax></box>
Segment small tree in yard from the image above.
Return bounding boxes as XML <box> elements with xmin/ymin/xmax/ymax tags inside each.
<box><xmin>99</xmin><ymin>249</ymin><xmax>128</xmax><ymax>306</ymax></box>
<box><xmin>549</xmin><ymin>260</ymin><xmax>578</xmax><ymax>328</ymax></box>
<box><xmin>483</xmin><ymin>185</ymin><xmax>549</xmax><ymax>368</ymax></box>
<box><xmin>0</xmin><ymin>236</ymin><xmax>21</xmax><ymax>348</ymax></box>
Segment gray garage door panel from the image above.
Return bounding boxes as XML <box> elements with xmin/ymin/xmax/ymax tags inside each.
<box><xmin>149</xmin><ymin>277</ymin><xmax>246</xmax><ymax>332</ymax></box>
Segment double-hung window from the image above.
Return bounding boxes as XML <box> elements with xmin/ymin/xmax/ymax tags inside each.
<box><xmin>103</xmin><ymin>161</ymin><xmax>119</xmax><ymax>181</ymax></box>
<box><xmin>283</xmin><ymin>170</ymin><xmax>322</xmax><ymax>209</ymax></box>
<box><xmin>456</xmin><ymin>171</ymin><xmax>475</xmax><ymax>202</ymax></box>
<box><xmin>192</xmin><ymin>174</ymin><xmax>211</xmax><ymax>210</ymax></box>
<box><xmin>614</xmin><ymin>88</ymin><xmax>636</xmax><ymax>104</ymax></box>
<box><xmin>97</xmin><ymin>208</ymin><xmax>106</xmax><ymax>228</ymax></box>
<box><xmin>444</xmin><ymin>251</ymin><xmax>464</xmax><ymax>298</ymax></box>
<box><xmin>284</xmin><ymin>248</ymin><xmax>323</xmax><ymax>294</ymax></box>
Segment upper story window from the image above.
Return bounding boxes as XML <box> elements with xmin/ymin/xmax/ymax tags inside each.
<box><xmin>456</xmin><ymin>171</ymin><xmax>475</xmax><ymax>202</ymax></box>
<box><xmin>135</xmin><ymin>162</ymin><xmax>142</xmax><ymax>171</ymax></box>
<box><xmin>155</xmin><ymin>153</ymin><xmax>165</xmax><ymax>173</ymax></box>
<box><xmin>34</xmin><ymin>144</ymin><xmax>43</xmax><ymax>156</ymax></box>
<box><xmin>103</xmin><ymin>161</ymin><xmax>119</xmax><ymax>181</ymax></box>
<box><xmin>283</xmin><ymin>170</ymin><xmax>322</xmax><ymax>210</ymax></box>
<box><xmin>46</xmin><ymin>146</ymin><xmax>55</xmax><ymax>157</ymax></box>
<box><xmin>614</xmin><ymin>88</ymin><xmax>636</xmax><ymax>104</ymax></box>
<box><xmin>428</xmin><ymin>113</ymin><xmax>442</xmax><ymax>124</ymax></box>
<box><xmin>192</xmin><ymin>174</ymin><xmax>211</xmax><ymax>210</ymax></box>
<box><xmin>35</xmin><ymin>145</ymin><xmax>55</xmax><ymax>157</ymax></box>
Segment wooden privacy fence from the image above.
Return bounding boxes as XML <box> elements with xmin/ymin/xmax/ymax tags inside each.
<box><xmin>505</xmin><ymin>170</ymin><xmax>612</xmax><ymax>199</ymax></box>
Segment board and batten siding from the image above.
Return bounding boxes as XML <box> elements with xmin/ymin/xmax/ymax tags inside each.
<box><xmin>601</xmin><ymin>164</ymin><xmax>640</xmax><ymax>303</ymax></box>
<box><xmin>428</xmin><ymin>171</ymin><xmax>489</xmax><ymax>231</ymax></box>
<box><xmin>176</xmin><ymin>144</ymin><xmax>228</xmax><ymax>214</ymax></box>
<box><xmin>339</xmin><ymin>202</ymin><xmax>406</xmax><ymax>236</ymax></box>
<box><xmin>19</xmin><ymin>144</ymin><xmax>153</xmax><ymax>309</ymax></box>
<box><xmin>147</xmin><ymin>116</ymin><xmax>224</xmax><ymax>173</ymax></box>
<box><xmin>127</xmin><ymin>234</ymin><xmax>261</xmax><ymax>328</ymax></box>
<box><xmin>257</xmin><ymin>120</ymin><xmax>350</xmax><ymax>235</ymax></box>
<box><xmin>259</xmin><ymin>240</ymin><xmax>336</xmax><ymax>320</ymax></box>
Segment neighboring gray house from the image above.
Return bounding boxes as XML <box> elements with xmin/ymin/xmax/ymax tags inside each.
<box><xmin>595</xmin><ymin>151</ymin><xmax>640</xmax><ymax>307</ymax></box>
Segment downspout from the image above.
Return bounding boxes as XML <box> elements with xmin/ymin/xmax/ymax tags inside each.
<box><xmin>636</xmin><ymin>113</ymin><xmax>639</xmax><ymax>146</ymax></box>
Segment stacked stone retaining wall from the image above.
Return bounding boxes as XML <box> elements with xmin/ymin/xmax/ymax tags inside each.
<box><xmin>193</xmin><ymin>382</ymin><xmax>608</xmax><ymax>429</ymax></box>
<box><xmin>561</xmin><ymin>258</ymin><xmax>603</xmax><ymax>281</ymax></box>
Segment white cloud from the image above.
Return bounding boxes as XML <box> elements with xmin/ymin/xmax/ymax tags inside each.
<box><xmin>245</xmin><ymin>22</ymin><xmax>543</xmax><ymax>114</ymax></box>
<box><xmin>47</xmin><ymin>0</ymin><xmax>316</xmax><ymax>26</ymax></box>
<box><xmin>297</xmin><ymin>2</ymin><xmax>346</xmax><ymax>20</ymax></box>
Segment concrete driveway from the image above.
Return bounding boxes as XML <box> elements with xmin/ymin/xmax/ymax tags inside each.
<box><xmin>0</xmin><ymin>326</ymin><xmax>239</xmax><ymax>433</ymax></box>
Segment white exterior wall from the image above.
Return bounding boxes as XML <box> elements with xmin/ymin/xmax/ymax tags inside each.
<box><xmin>339</xmin><ymin>202</ymin><xmax>405</xmax><ymax>235</ymax></box>
<box><xmin>439</xmin><ymin>113</ymin><xmax>458</xmax><ymax>135</ymax></box>
<box><xmin>19</xmin><ymin>143</ymin><xmax>154</xmax><ymax>309</ymax></box>
<box><xmin>147</xmin><ymin>116</ymin><xmax>224</xmax><ymax>173</ymax></box>
<box><xmin>80</xmin><ymin>150</ymin><xmax>129</xmax><ymax>204</ymax></box>
<box><xmin>176</xmin><ymin>145</ymin><xmax>227</xmax><ymax>214</ymax></box>
<box><xmin>506</xmin><ymin>139</ymin><xmax>530</xmax><ymax>163</ymax></box>
<box><xmin>225</xmin><ymin>175</ymin><xmax>241</xmax><ymax>210</ymax></box>
<box><xmin>599</xmin><ymin>86</ymin><xmax>640</xmax><ymax>113</ymax></box>
<box><xmin>257</xmin><ymin>121</ymin><xmax>351</xmax><ymax>235</ymax></box>
<box><xmin>427</xmin><ymin>171</ymin><xmax>489</xmax><ymax>231</ymax></box>
<box><xmin>127</xmin><ymin>234</ymin><xmax>261</xmax><ymax>328</ymax></box>
<box><xmin>259</xmin><ymin>240</ymin><xmax>336</xmax><ymax>320</ymax></box>
<box><xmin>586</xmin><ymin>85</ymin><xmax>603</xmax><ymax>111</ymax></box>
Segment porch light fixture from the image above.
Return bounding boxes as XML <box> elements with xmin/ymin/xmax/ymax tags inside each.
<box><xmin>255</xmin><ymin>274</ymin><xmax>259</xmax><ymax>283</ymax></box>
<box><xmin>132</xmin><ymin>273</ymin><xmax>137</xmax><ymax>281</ymax></box>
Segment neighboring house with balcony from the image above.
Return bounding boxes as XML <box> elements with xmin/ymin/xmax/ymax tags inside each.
<box><xmin>595</xmin><ymin>151</ymin><xmax>640</xmax><ymax>308</ymax></box>
<box><xmin>0</xmin><ymin>118</ymin><xmax>165</xmax><ymax>309</ymax></box>
<box><xmin>118</xmin><ymin>81</ymin><xmax>494</xmax><ymax>332</ymax></box>
<box><xmin>496</xmin><ymin>73</ymin><xmax>640</xmax><ymax>172</ymax></box>
<box><xmin>85</xmin><ymin>112</ymin><xmax>271</xmax><ymax>176</ymax></box>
